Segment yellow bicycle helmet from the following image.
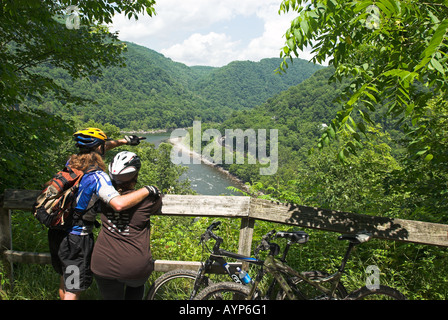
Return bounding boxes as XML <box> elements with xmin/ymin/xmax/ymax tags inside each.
<box><xmin>73</xmin><ymin>128</ymin><xmax>109</xmax><ymax>150</ymax></box>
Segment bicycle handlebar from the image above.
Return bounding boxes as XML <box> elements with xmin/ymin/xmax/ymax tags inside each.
<box><xmin>200</xmin><ymin>221</ymin><xmax>224</xmax><ymax>253</ymax></box>
<box><xmin>207</xmin><ymin>221</ymin><xmax>221</xmax><ymax>233</ymax></box>
<box><xmin>201</xmin><ymin>221</ymin><xmax>221</xmax><ymax>241</ymax></box>
<box><xmin>200</xmin><ymin>222</ymin><xmax>308</xmax><ymax>258</ymax></box>
<box><xmin>254</xmin><ymin>229</ymin><xmax>310</xmax><ymax>258</ymax></box>
<box><xmin>254</xmin><ymin>230</ymin><xmax>280</xmax><ymax>257</ymax></box>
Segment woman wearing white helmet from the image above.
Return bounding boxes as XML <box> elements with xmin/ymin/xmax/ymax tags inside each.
<box><xmin>91</xmin><ymin>151</ymin><xmax>162</xmax><ymax>300</ymax></box>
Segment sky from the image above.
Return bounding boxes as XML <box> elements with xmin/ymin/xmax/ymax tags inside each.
<box><xmin>109</xmin><ymin>0</ymin><xmax>313</xmax><ymax>67</ymax></box>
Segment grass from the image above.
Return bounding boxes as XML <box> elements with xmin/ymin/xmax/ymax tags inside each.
<box><xmin>2</xmin><ymin>211</ymin><xmax>448</xmax><ymax>300</ymax></box>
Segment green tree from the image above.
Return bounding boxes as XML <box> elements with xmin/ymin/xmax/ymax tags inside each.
<box><xmin>390</xmin><ymin>97</ymin><xmax>448</xmax><ymax>222</ymax></box>
<box><xmin>1</xmin><ymin>0</ymin><xmax>155</xmax><ymax>107</ymax></box>
<box><xmin>279</xmin><ymin>0</ymin><xmax>448</xmax><ymax>161</ymax></box>
<box><xmin>0</xmin><ymin>0</ymin><xmax>156</xmax><ymax>192</ymax></box>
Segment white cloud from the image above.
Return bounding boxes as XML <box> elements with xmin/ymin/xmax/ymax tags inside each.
<box><xmin>235</xmin><ymin>5</ymin><xmax>297</xmax><ymax>62</ymax></box>
<box><xmin>110</xmin><ymin>1</ymin><xmax>314</xmax><ymax>66</ymax></box>
<box><xmin>161</xmin><ymin>32</ymin><xmax>240</xmax><ymax>67</ymax></box>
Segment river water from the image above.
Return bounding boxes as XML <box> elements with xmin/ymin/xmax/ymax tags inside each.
<box><xmin>140</xmin><ymin>131</ymin><xmax>244</xmax><ymax>196</ymax></box>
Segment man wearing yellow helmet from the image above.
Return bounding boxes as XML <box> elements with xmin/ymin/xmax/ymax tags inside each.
<box><xmin>49</xmin><ymin>127</ymin><xmax>158</xmax><ymax>300</ymax></box>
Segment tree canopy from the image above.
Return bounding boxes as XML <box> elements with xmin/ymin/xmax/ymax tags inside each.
<box><xmin>279</xmin><ymin>0</ymin><xmax>448</xmax><ymax>162</ymax></box>
<box><xmin>0</xmin><ymin>0</ymin><xmax>155</xmax><ymax>107</ymax></box>
<box><xmin>0</xmin><ymin>0</ymin><xmax>156</xmax><ymax>192</ymax></box>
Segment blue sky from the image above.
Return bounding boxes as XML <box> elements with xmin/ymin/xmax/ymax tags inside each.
<box><xmin>109</xmin><ymin>0</ymin><xmax>314</xmax><ymax>67</ymax></box>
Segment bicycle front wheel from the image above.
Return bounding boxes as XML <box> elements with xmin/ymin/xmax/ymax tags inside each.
<box><xmin>147</xmin><ymin>269</ymin><xmax>210</xmax><ymax>300</ymax></box>
<box><xmin>346</xmin><ymin>285</ymin><xmax>406</xmax><ymax>300</ymax></box>
<box><xmin>194</xmin><ymin>282</ymin><xmax>251</xmax><ymax>300</ymax></box>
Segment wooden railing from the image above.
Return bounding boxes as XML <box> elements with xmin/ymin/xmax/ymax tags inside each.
<box><xmin>2</xmin><ymin>189</ymin><xmax>448</xmax><ymax>290</ymax></box>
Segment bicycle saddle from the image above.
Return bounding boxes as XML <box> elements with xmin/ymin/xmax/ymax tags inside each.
<box><xmin>338</xmin><ymin>232</ymin><xmax>372</xmax><ymax>244</ymax></box>
<box><xmin>275</xmin><ymin>231</ymin><xmax>309</xmax><ymax>244</ymax></box>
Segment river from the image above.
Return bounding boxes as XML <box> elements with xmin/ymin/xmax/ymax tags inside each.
<box><xmin>140</xmin><ymin>131</ymin><xmax>245</xmax><ymax>196</ymax></box>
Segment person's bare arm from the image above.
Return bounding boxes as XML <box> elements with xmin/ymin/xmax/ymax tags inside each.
<box><xmin>108</xmin><ymin>187</ymin><xmax>150</xmax><ymax>212</ymax></box>
<box><xmin>105</xmin><ymin>138</ymin><xmax>127</xmax><ymax>151</ymax></box>
<box><xmin>108</xmin><ymin>186</ymin><xmax>159</xmax><ymax>212</ymax></box>
<box><xmin>105</xmin><ymin>135</ymin><xmax>146</xmax><ymax>151</ymax></box>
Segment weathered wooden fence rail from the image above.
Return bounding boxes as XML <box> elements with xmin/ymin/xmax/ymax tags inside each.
<box><xmin>2</xmin><ymin>189</ymin><xmax>448</xmax><ymax>289</ymax></box>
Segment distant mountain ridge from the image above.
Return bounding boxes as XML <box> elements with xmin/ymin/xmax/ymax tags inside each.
<box><xmin>31</xmin><ymin>42</ymin><xmax>324</xmax><ymax>130</ymax></box>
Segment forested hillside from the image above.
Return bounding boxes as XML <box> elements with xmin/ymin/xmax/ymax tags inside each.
<box><xmin>215</xmin><ymin>67</ymin><xmax>351</xmax><ymax>183</ymax></box>
<box><xmin>27</xmin><ymin>42</ymin><xmax>323</xmax><ymax>130</ymax></box>
<box><xmin>211</xmin><ymin>65</ymin><xmax>446</xmax><ymax>226</ymax></box>
<box><xmin>193</xmin><ymin>57</ymin><xmax>323</xmax><ymax>110</ymax></box>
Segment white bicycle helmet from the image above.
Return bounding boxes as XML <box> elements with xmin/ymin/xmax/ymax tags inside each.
<box><xmin>108</xmin><ymin>151</ymin><xmax>141</xmax><ymax>184</ymax></box>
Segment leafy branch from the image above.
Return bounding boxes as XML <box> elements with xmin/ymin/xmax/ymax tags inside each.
<box><xmin>278</xmin><ymin>0</ymin><xmax>448</xmax><ymax>162</ymax></box>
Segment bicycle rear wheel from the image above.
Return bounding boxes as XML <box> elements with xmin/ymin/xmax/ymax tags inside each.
<box><xmin>277</xmin><ymin>271</ymin><xmax>348</xmax><ymax>300</ymax></box>
<box><xmin>147</xmin><ymin>269</ymin><xmax>210</xmax><ymax>300</ymax></box>
<box><xmin>194</xmin><ymin>282</ymin><xmax>251</xmax><ymax>300</ymax></box>
<box><xmin>346</xmin><ymin>285</ymin><xmax>406</xmax><ymax>300</ymax></box>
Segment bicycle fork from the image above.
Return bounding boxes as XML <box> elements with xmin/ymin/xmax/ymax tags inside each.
<box><xmin>191</xmin><ymin>255</ymin><xmax>244</xmax><ymax>299</ymax></box>
<box><xmin>189</xmin><ymin>258</ymin><xmax>219</xmax><ymax>299</ymax></box>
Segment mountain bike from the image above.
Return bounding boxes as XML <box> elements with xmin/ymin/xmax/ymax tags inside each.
<box><xmin>146</xmin><ymin>221</ymin><xmax>319</xmax><ymax>300</ymax></box>
<box><xmin>194</xmin><ymin>230</ymin><xmax>406</xmax><ymax>300</ymax></box>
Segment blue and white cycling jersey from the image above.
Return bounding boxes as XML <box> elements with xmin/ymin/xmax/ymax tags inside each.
<box><xmin>70</xmin><ymin>170</ymin><xmax>119</xmax><ymax>235</ymax></box>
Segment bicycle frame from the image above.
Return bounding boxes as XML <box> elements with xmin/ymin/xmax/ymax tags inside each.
<box><xmin>264</xmin><ymin>256</ymin><xmax>342</xmax><ymax>300</ymax></box>
<box><xmin>189</xmin><ymin>247</ymin><xmax>265</xmax><ymax>299</ymax></box>
<box><xmin>190</xmin><ymin>222</ymin><xmax>310</xmax><ymax>300</ymax></box>
<box><xmin>210</xmin><ymin>248</ymin><xmax>265</xmax><ymax>280</ymax></box>
<box><xmin>194</xmin><ymin>238</ymin><xmax>303</xmax><ymax>300</ymax></box>
<box><xmin>245</xmin><ymin>240</ymin><xmax>357</xmax><ymax>300</ymax></box>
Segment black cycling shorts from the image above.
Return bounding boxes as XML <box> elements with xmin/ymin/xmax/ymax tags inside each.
<box><xmin>48</xmin><ymin>229</ymin><xmax>94</xmax><ymax>292</ymax></box>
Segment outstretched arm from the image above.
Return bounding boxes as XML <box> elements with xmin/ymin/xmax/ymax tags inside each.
<box><xmin>105</xmin><ymin>138</ymin><xmax>127</xmax><ymax>151</ymax></box>
<box><xmin>105</xmin><ymin>135</ymin><xmax>146</xmax><ymax>151</ymax></box>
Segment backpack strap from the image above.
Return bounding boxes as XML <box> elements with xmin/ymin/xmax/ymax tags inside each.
<box><xmin>66</xmin><ymin>165</ymin><xmax>79</xmax><ymax>178</ymax></box>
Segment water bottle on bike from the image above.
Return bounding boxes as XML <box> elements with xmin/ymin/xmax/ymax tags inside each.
<box><xmin>236</xmin><ymin>267</ymin><xmax>253</xmax><ymax>285</ymax></box>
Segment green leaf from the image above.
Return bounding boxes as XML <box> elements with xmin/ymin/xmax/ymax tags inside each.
<box><xmin>357</xmin><ymin>121</ymin><xmax>367</xmax><ymax>134</ymax></box>
<box><xmin>415</xmin><ymin>19</ymin><xmax>448</xmax><ymax>71</ymax></box>
<box><xmin>430</xmin><ymin>58</ymin><xmax>446</xmax><ymax>75</ymax></box>
<box><xmin>338</xmin><ymin>149</ymin><xmax>346</xmax><ymax>162</ymax></box>
<box><xmin>347</xmin><ymin>83</ymin><xmax>368</xmax><ymax>106</ymax></box>
<box><xmin>424</xmin><ymin>154</ymin><xmax>434</xmax><ymax>162</ymax></box>
<box><xmin>328</xmin><ymin>125</ymin><xmax>336</xmax><ymax>139</ymax></box>
<box><xmin>359</xmin><ymin>110</ymin><xmax>374</xmax><ymax>125</ymax></box>
<box><xmin>377</xmin><ymin>0</ymin><xmax>398</xmax><ymax>16</ymax></box>
<box><xmin>383</xmin><ymin>69</ymin><xmax>417</xmax><ymax>80</ymax></box>
<box><xmin>300</xmin><ymin>19</ymin><xmax>310</xmax><ymax>37</ymax></box>
<box><xmin>416</xmin><ymin>149</ymin><xmax>428</xmax><ymax>156</ymax></box>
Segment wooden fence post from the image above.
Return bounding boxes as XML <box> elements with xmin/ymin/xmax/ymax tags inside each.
<box><xmin>238</xmin><ymin>217</ymin><xmax>255</xmax><ymax>270</ymax></box>
<box><xmin>0</xmin><ymin>206</ymin><xmax>13</xmax><ymax>290</ymax></box>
